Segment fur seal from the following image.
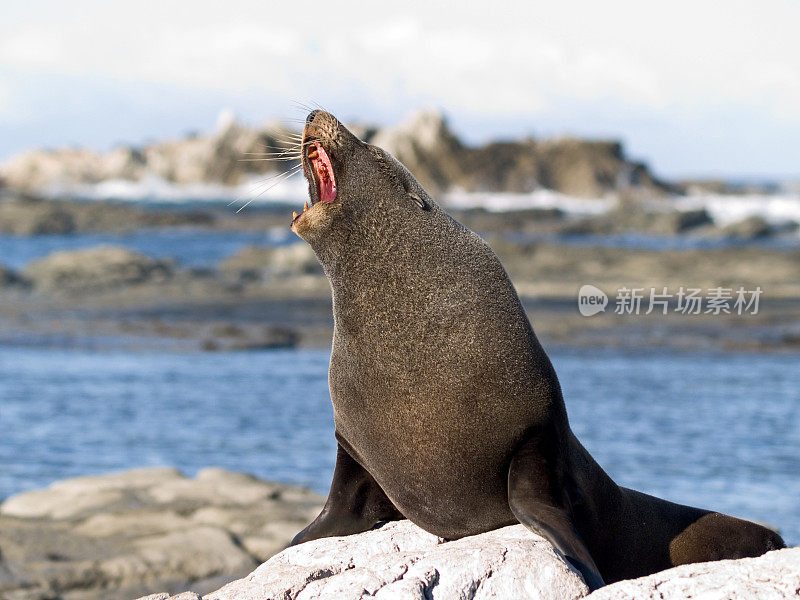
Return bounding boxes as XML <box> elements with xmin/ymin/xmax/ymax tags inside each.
<box><xmin>288</xmin><ymin>110</ymin><xmax>785</xmax><ymax>589</ymax></box>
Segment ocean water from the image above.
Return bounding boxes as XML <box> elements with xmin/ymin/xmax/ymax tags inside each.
<box><xmin>0</xmin><ymin>227</ymin><xmax>296</xmax><ymax>271</ymax></box>
<box><xmin>1</xmin><ymin>223</ymin><xmax>798</xmax><ymax>274</ymax></box>
<box><xmin>0</xmin><ymin>345</ymin><xmax>797</xmax><ymax>545</ymax></box>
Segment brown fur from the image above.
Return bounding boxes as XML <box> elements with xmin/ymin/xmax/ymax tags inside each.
<box><xmin>290</xmin><ymin>111</ymin><xmax>785</xmax><ymax>590</ymax></box>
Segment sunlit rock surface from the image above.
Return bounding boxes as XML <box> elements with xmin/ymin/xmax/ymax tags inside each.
<box><xmin>589</xmin><ymin>547</ymin><xmax>800</xmax><ymax>600</ymax></box>
<box><xmin>0</xmin><ymin>468</ymin><xmax>323</xmax><ymax>600</ymax></box>
<box><xmin>142</xmin><ymin>523</ymin><xmax>800</xmax><ymax>600</ymax></box>
<box><xmin>193</xmin><ymin>521</ymin><xmax>587</xmax><ymax>600</ymax></box>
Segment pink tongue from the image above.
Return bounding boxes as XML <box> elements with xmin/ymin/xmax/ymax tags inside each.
<box><xmin>315</xmin><ymin>143</ymin><xmax>337</xmax><ymax>203</ymax></box>
<box><xmin>321</xmin><ymin>176</ymin><xmax>336</xmax><ymax>203</ymax></box>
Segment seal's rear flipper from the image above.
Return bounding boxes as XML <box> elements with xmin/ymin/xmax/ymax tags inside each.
<box><xmin>292</xmin><ymin>441</ymin><xmax>404</xmax><ymax>546</ymax></box>
<box><xmin>508</xmin><ymin>435</ymin><xmax>605</xmax><ymax>591</ymax></box>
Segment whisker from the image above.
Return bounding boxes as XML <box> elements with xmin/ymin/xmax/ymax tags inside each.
<box><xmin>239</xmin><ymin>157</ymin><xmax>301</xmax><ymax>162</ymax></box>
<box><xmin>226</xmin><ymin>164</ymin><xmax>303</xmax><ymax>207</ymax></box>
<box><xmin>242</xmin><ymin>152</ymin><xmax>301</xmax><ymax>157</ymax></box>
<box><xmin>267</xmin><ymin>135</ymin><xmax>309</xmax><ymax>144</ymax></box>
<box><xmin>242</xmin><ymin>151</ymin><xmax>303</xmax><ymax>158</ymax></box>
<box><xmin>238</xmin><ymin>158</ymin><xmax>301</xmax><ymax>162</ymax></box>
<box><xmin>252</xmin><ymin>141</ymin><xmax>311</xmax><ymax>153</ymax></box>
<box><xmin>255</xmin><ymin>144</ymin><xmax>301</xmax><ymax>152</ymax></box>
<box><xmin>235</xmin><ymin>166</ymin><xmax>304</xmax><ymax>213</ymax></box>
<box><xmin>272</xmin><ymin>135</ymin><xmax>305</xmax><ymax>143</ymax></box>
<box><xmin>292</xmin><ymin>100</ymin><xmax>318</xmax><ymax>114</ymax></box>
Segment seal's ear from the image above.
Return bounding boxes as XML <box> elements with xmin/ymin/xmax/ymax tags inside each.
<box><xmin>400</xmin><ymin>176</ymin><xmax>431</xmax><ymax>211</ymax></box>
<box><xmin>407</xmin><ymin>192</ymin><xmax>430</xmax><ymax>211</ymax></box>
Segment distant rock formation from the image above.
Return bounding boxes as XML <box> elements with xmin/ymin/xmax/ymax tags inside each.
<box><xmin>219</xmin><ymin>244</ymin><xmax>323</xmax><ymax>281</ymax></box>
<box><xmin>0</xmin><ymin>115</ymin><xmax>295</xmax><ymax>191</ymax></box>
<box><xmin>0</xmin><ymin>195</ymin><xmax>214</xmax><ymax>235</ymax></box>
<box><xmin>0</xmin><ymin>264</ymin><xmax>26</xmax><ymax>290</ymax></box>
<box><xmin>24</xmin><ymin>245</ymin><xmax>173</xmax><ymax>292</ymax></box>
<box><xmin>558</xmin><ymin>197</ymin><xmax>714</xmax><ymax>236</ymax></box>
<box><xmin>0</xmin><ymin>110</ymin><xmax>670</xmax><ymax>198</ymax></box>
<box><xmin>367</xmin><ymin>111</ymin><xmax>669</xmax><ymax>197</ymax></box>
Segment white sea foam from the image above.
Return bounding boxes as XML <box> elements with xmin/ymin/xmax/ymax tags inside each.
<box><xmin>34</xmin><ymin>178</ymin><xmax>800</xmax><ymax>228</ymax></box>
<box><xmin>443</xmin><ymin>189</ymin><xmax>616</xmax><ymax>215</ymax></box>
<box><xmin>40</xmin><ymin>174</ymin><xmax>309</xmax><ymax>205</ymax></box>
<box><xmin>675</xmin><ymin>192</ymin><xmax>800</xmax><ymax>226</ymax></box>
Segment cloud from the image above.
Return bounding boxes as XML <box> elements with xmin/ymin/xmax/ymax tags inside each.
<box><xmin>1</xmin><ymin>0</ymin><xmax>799</xmax><ymax>175</ymax></box>
<box><xmin>1</xmin><ymin>1</ymin><xmax>798</xmax><ymax>117</ymax></box>
<box><xmin>0</xmin><ymin>13</ymin><xmax>668</xmax><ymax>116</ymax></box>
<box><xmin>0</xmin><ymin>79</ymin><xmax>9</xmax><ymax>117</ymax></box>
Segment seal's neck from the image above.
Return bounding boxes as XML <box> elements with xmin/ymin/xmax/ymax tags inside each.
<box><xmin>311</xmin><ymin>200</ymin><xmax>443</xmax><ymax>290</ymax></box>
<box><xmin>309</xmin><ymin>203</ymin><xmax>524</xmax><ymax>343</ymax></box>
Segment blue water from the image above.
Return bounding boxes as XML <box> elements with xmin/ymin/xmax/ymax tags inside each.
<box><xmin>0</xmin><ymin>345</ymin><xmax>797</xmax><ymax>545</ymax></box>
<box><xmin>1</xmin><ymin>226</ymin><xmax>798</xmax><ymax>273</ymax></box>
<box><xmin>0</xmin><ymin>227</ymin><xmax>296</xmax><ymax>271</ymax></box>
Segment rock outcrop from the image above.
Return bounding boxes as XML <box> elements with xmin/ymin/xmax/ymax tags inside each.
<box><xmin>0</xmin><ymin>196</ymin><xmax>214</xmax><ymax>235</ymax></box>
<box><xmin>364</xmin><ymin>111</ymin><xmax>669</xmax><ymax>197</ymax></box>
<box><xmin>0</xmin><ymin>468</ymin><xmax>323</xmax><ymax>600</ymax></box>
<box><xmin>23</xmin><ymin>245</ymin><xmax>173</xmax><ymax>292</ymax></box>
<box><xmin>558</xmin><ymin>198</ymin><xmax>713</xmax><ymax>236</ymax></box>
<box><xmin>589</xmin><ymin>547</ymin><xmax>800</xmax><ymax>599</ymax></box>
<box><xmin>219</xmin><ymin>244</ymin><xmax>322</xmax><ymax>282</ymax></box>
<box><xmin>0</xmin><ymin>264</ymin><xmax>27</xmax><ymax>290</ymax></box>
<box><xmin>2</xmin><ymin>469</ymin><xmax>797</xmax><ymax>600</ymax></box>
<box><xmin>156</xmin><ymin>521</ymin><xmax>590</xmax><ymax>600</ymax></box>
<box><xmin>0</xmin><ymin>114</ymin><xmax>295</xmax><ymax>190</ymax></box>
<box><xmin>721</xmin><ymin>215</ymin><xmax>775</xmax><ymax>239</ymax></box>
<box><xmin>0</xmin><ymin>111</ymin><xmax>669</xmax><ymax>198</ymax></box>
<box><xmin>142</xmin><ymin>520</ymin><xmax>799</xmax><ymax>600</ymax></box>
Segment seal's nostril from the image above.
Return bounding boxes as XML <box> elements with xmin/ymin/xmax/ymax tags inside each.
<box><xmin>306</xmin><ymin>110</ymin><xmax>319</xmax><ymax>125</ymax></box>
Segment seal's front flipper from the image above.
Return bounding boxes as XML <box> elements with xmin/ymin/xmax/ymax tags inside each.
<box><xmin>291</xmin><ymin>442</ymin><xmax>403</xmax><ymax>546</ymax></box>
<box><xmin>508</xmin><ymin>435</ymin><xmax>605</xmax><ymax>591</ymax></box>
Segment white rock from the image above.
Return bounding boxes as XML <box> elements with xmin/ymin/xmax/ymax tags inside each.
<box><xmin>369</xmin><ymin>110</ymin><xmax>455</xmax><ymax>157</ymax></box>
<box><xmin>586</xmin><ymin>547</ymin><xmax>800</xmax><ymax>600</ymax></box>
<box><xmin>0</xmin><ymin>468</ymin><xmax>183</xmax><ymax>520</ymax></box>
<box><xmin>203</xmin><ymin>520</ymin><xmax>589</xmax><ymax>600</ymax></box>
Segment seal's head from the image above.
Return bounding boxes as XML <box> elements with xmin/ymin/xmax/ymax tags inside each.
<box><xmin>290</xmin><ymin>110</ymin><xmax>432</xmax><ymax>246</ymax></box>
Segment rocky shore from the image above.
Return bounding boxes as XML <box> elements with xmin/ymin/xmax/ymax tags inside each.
<box><xmin>3</xmin><ymin>470</ymin><xmax>795</xmax><ymax>600</ymax></box>
<box><xmin>1</xmin><ymin>193</ymin><xmax>800</xmax><ymax>353</ymax></box>
<box><xmin>0</xmin><ymin>468</ymin><xmax>324</xmax><ymax>600</ymax></box>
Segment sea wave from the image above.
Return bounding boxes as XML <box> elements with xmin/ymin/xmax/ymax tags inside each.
<box><xmin>35</xmin><ymin>177</ymin><xmax>800</xmax><ymax>226</ymax></box>
<box><xmin>442</xmin><ymin>189</ymin><xmax>616</xmax><ymax>215</ymax></box>
<box><xmin>40</xmin><ymin>174</ymin><xmax>309</xmax><ymax>205</ymax></box>
<box><xmin>675</xmin><ymin>192</ymin><xmax>800</xmax><ymax>226</ymax></box>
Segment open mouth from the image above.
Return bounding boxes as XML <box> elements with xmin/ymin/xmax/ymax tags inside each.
<box><xmin>293</xmin><ymin>141</ymin><xmax>337</xmax><ymax>222</ymax></box>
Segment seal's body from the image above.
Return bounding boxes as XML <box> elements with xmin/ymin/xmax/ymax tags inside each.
<box><xmin>289</xmin><ymin>111</ymin><xmax>784</xmax><ymax>589</ymax></box>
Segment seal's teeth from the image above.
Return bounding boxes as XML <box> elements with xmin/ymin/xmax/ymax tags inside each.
<box><xmin>304</xmin><ymin>201</ymin><xmax>309</xmax><ymax>211</ymax></box>
<box><xmin>292</xmin><ymin>211</ymin><xmax>298</xmax><ymax>220</ymax></box>
<box><xmin>308</xmin><ymin>147</ymin><xmax>319</xmax><ymax>160</ymax></box>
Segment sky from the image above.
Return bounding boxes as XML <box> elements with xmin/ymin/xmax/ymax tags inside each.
<box><xmin>1</xmin><ymin>0</ymin><xmax>799</xmax><ymax>180</ymax></box>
